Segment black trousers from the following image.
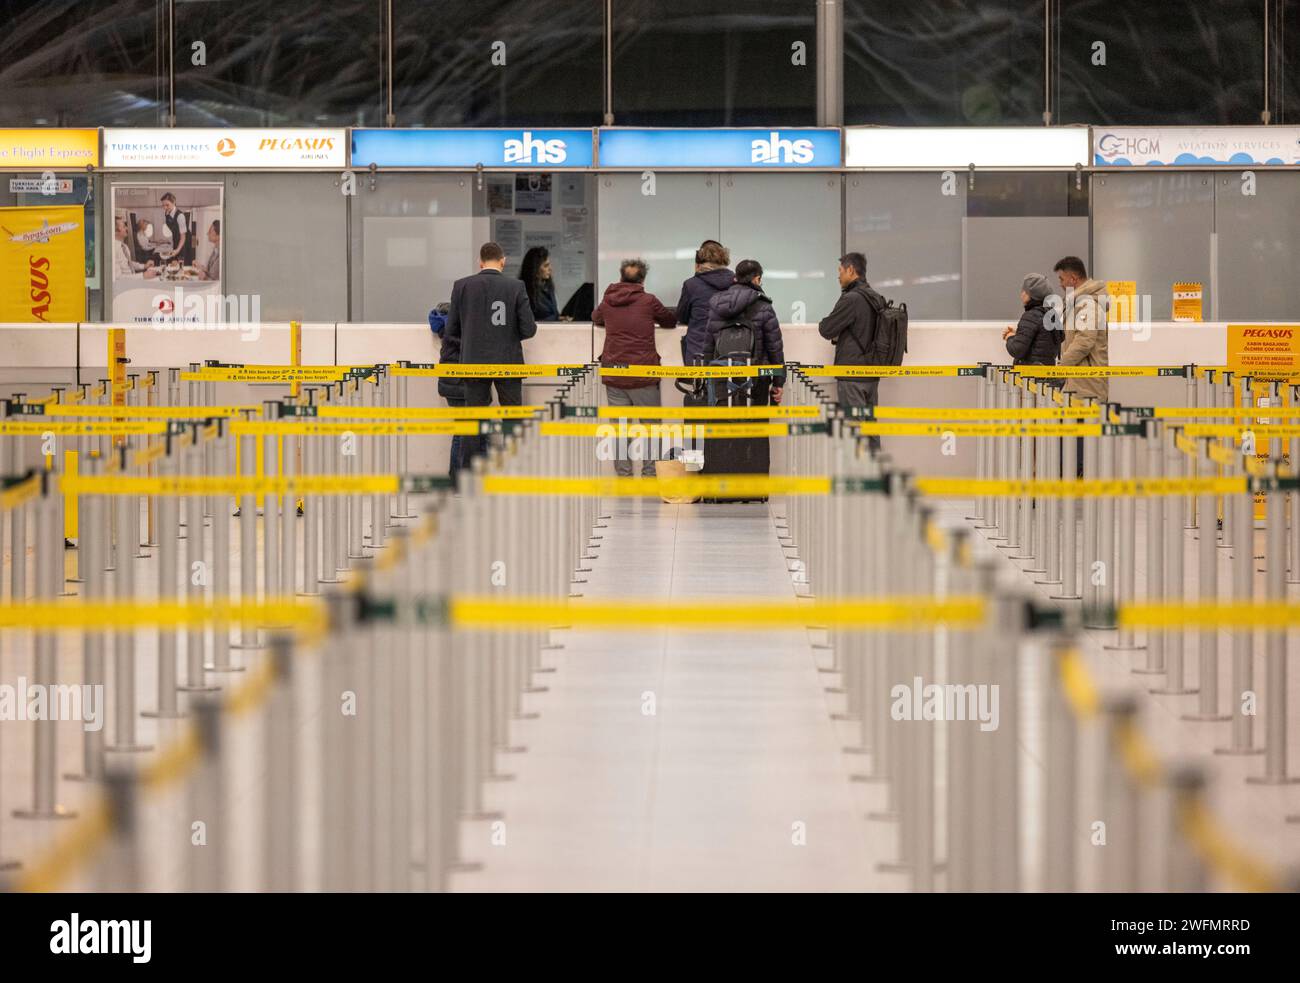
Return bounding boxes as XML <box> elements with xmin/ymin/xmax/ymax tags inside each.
<box><xmin>459</xmin><ymin>378</ymin><xmax>523</xmax><ymax>473</ymax></box>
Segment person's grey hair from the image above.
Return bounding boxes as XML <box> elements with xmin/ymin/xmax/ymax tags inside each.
<box><xmin>620</xmin><ymin>258</ymin><xmax>648</xmax><ymax>283</ymax></box>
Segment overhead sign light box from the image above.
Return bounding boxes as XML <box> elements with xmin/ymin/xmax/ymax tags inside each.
<box><xmin>103</xmin><ymin>128</ymin><xmax>346</xmax><ymax>168</ymax></box>
<box><xmin>350</xmin><ymin>129</ymin><xmax>596</xmax><ymax>168</ymax></box>
<box><xmin>597</xmin><ymin>128</ymin><xmax>841</xmax><ymax>168</ymax></box>
<box><xmin>1093</xmin><ymin>126</ymin><xmax>1300</xmax><ymax>166</ymax></box>
<box><xmin>845</xmin><ymin>127</ymin><xmax>1089</xmax><ymax>169</ymax></box>
<box><xmin>0</xmin><ymin>128</ymin><xmax>100</xmax><ymax>170</ymax></box>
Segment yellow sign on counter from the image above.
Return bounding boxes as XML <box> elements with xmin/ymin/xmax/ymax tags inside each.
<box><xmin>1106</xmin><ymin>281</ymin><xmax>1137</xmax><ymax>323</ymax></box>
<box><xmin>1173</xmin><ymin>282</ymin><xmax>1203</xmax><ymax>322</ymax></box>
<box><xmin>0</xmin><ymin>128</ymin><xmax>100</xmax><ymax>169</ymax></box>
<box><xmin>0</xmin><ymin>205</ymin><xmax>86</xmax><ymax>322</ymax></box>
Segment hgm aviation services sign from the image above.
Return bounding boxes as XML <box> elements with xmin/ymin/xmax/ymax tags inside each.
<box><xmin>1093</xmin><ymin>126</ymin><xmax>1300</xmax><ymax>167</ymax></box>
<box><xmin>103</xmin><ymin>128</ymin><xmax>346</xmax><ymax>169</ymax></box>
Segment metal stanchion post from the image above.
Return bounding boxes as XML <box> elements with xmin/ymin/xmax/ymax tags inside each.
<box><xmin>1216</xmin><ymin>474</ymin><xmax>1261</xmax><ymax>756</ymax></box>
<box><xmin>1247</xmin><ymin>474</ymin><xmax>1296</xmax><ymax>786</ymax></box>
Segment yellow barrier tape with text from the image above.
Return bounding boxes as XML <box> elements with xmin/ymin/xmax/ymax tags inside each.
<box><xmin>871</xmin><ymin>405</ymin><xmax>1101</xmax><ymax>420</ymax></box>
<box><xmin>855</xmin><ymin>422</ymin><xmax>1104</xmax><ymax>437</ymax></box>
<box><xmin>600</xmin><ymin>365</ymin><xmax>783</xmax><ymax>379</ymax></box>
<box><xmin>538</xmin><ymin>421</ymin><xmax>800</xmax><ymax>439</ymax></box>
<box><xmin>592</xmin><ymin>405</ymin><xmax>820</xmax><ymax>419</ymax></box>
<box><xmin>60</xmin><ymin>474</ymin><xmax>399</xmax><ymax>497</ymax></box>
<box><xmin>0</xmin><ymin>421</ymin><xmax>168</xmax><ymax>436</ymax></box>
<box><xmin>915</xmin><ymin>476</ymin><xmax>1246</xmax><ymax>498</ymax></box>
<box><xmin>392</xmin><ymin>364</ymin><xmax>587</xmax><ymax>378</ymax></box>
<box><xmin>796</xmin><ymin>365</ymin><xmax>980</xmax><ymax>378</ymax></box>
<box><xmin>314</xmin><ymin>405</ymin><xmax>541</xmax><ymax>419</ymax></box>
<box><xmin>0</xmin><ymin>598</ymin><xmax>324</xmax><ymax>632</ymax></box>
<box><xmin>481</xmin><ymin>474</ymin><xmax>831</xmax><ymax>497</ymax></box>
<box><xmin>231</xmin><ymin>421</ymin><xmax>482</xmax><ymax>437</ymax></box>
<box><xmin>44</xmin><ymin>404</ymin><xmax>258</xmax><ymax>418</ymax></box>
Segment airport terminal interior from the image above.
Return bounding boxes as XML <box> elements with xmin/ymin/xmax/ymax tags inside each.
<box><xmin>2</xmin><ymin>0</ymin><xmax>1300</xmax><ymax>912</ymax></box>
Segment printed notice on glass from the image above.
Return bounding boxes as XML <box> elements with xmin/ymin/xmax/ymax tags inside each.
<box><xmin>493</xmin><ymin>218</ymin><xmax>523</xmax><ymax>259</ymax></box>
<box><xmin>486</xmin><ymin>178</ymin><xmax>513</xmax><ymax>215</ymax></box>
<box><xmin>514</xmin><ymin>173</ymin><xmax>552</xmax><ymax>215</ymax></box>
<box><xmin>1172</xmin><ymin>282</ymin><xmax>1203</xmax><ymax>322</ymax></box>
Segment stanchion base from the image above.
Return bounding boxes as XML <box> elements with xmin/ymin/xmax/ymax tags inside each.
<box><xmin>1181</xmin><ymin>712</ymin><xmax>1230</xmax><ymax>722</ymax></box>
<box><xmin>230</xmin><ymin>643</ymin><xmax>263</xmax><ymax>651</ymax></box>
<box><xmin>67</xmin><ymin>577</ymin><xmax>85</xmax><ymax>584</ymax></box>
<box><xmin>140</xmin><ymin>709</ymin><xmax>186</xmax><ymax>719</ymax></box>
<box><xmin>995</xmin><ymin>543</ymin><xmax>1022</xmax><ymax>551</ymax></box>
<box><xmin>1021</xmin><ymin>565</ymin><xmax>1047</xmax><ymax>573</ymax></box>
<box><xmin>1035</xmin><ymin>578</ymin><xmax>1063</xmax><ymax>586</ymax></box>
<box><xmin>1150</xmin><ymin>686</ymin><xmax>1197</xmax><ymax>696</ymax></box>
<box><xmin>524</xmin><ymin>686</ymin><xmax>549</xmax><ymax>694</ymax></box>
<box><xmin>829</xmin><ymin>713</ymin><xmax>860</xmax><ymax>722</ymax></box>
<box><xmin>876</xmin><ymin>861</ymin><xmax>912</xmax><ymax>873</ymax></box>
<box><xmin>865</xmin><ymin>809</ymin><xmax>897</xmax><ymax>821</ymax></box>
<box><xmin>449</xmin><ymin>861</ymin><xmax>484</xmax><ymax>873</ymax></box>
<box><xmin>1245</xmin><ymin>775</ymin><xmax>1300</xmax><ymax>785</ymax></box>
<box><xmin>389</xmin><ymin>513</ymin><xmax>418</xmax><ymax>520</ymax></box>
<box><xmin>1007</xmin><ymin>554</ymin><xmax>1034</xmax><ymax>561</ymax></box>
<box><xmin>515</xmin><ymin>711</ymin><xmax>541</xmax><ymax>720</ymax></box>
<box><xmin>973</xmin><ymin>523</ymin><xmax>997</xmax><ymax>530</ymax></box>
<box><xmin>464</xmin><ymin>811</ymin><xmax>504</xmax><ymax>821</ymax></box>
<box><xmin>487</xmin><ymin>773</ymin><xmax>517</xmax><ymax>782</ymax></box>
<box><xmin>134</xmin><ymin>551</ymin><xmax>150</xmax><ymax>558</ymax></box>
<box><xmin>823</xmin><ymin>686</ymin><xmax>845</xmax><ymax>695</ymax></box>
<box><xmin>105</xmin><ymin>743</ymin><xmax>154</xmax><ymax>753</ymax></box>
<box><xmin>840</xmin><ymin>744</ymin><xmax>869</xmax><ymax>754</ymax></box>
<box><xmin>62</xmin><ymin>771</ymin><xmax>101</xmax><ymax>783</ymax></box>
<box><xmin>1049</xmin><ymin>592</ymin><xmax>1082</xmax><ymax>600</ymax></box>
<box><xmin>203</xmin><ymin>664</ymin><xmax>246</xmax><ymax>673</ymax></box>
<box><xmin>1129</xmin><ymin>667</ymin><xmax>1163</xmax><ymax>675</ymax></box>
<box><xmin>1213</xmin><ymin>745</ymin><xmax>1264</xmax><ymax>756</ymax></box>
<box><xmin>177</xmin><ymin>683</ymin><xmax>221</xmax><ymax>693</ymax></box>
<box><xmin>12</xmin><ymin>805</ymin><xmax>78</xmax><ymax>820</ymax></box>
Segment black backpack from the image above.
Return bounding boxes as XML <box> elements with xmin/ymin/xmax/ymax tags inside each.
<box><xmin>712</xmin><ymin>299</ymin><xmax>762</xmax><ymax>364</ymax></box>
<box><xmin>859</xmin><ymin>286</ymin><xmax>908</xmax><ymax>366</ymax></box>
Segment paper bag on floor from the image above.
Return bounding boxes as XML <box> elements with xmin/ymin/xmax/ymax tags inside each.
<box><xmin>654</xmin><ymin>459</ymin><xmax>698</xmax><ymax>504</ymax></box>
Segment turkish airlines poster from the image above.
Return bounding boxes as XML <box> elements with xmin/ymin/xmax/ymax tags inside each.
<box><xmin>110</xmin><ymin>182</ymin><xmax>224</xmax><ymax>324</ymax></box>
<box><xmin>0</xmin><ymin>205</ymin><xmax>86</xmax><ymax>322</ymax></box>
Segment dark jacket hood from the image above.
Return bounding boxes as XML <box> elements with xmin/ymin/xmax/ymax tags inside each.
<box><xmin>600</xmin><ymin>280</ymin><xmax>645</xmax><ymax>307</ymax></box>
<box><xmin>711</xmin><ymin>282</ymin><xmax>768</xmax><ymax>319</ymax></box>
<box><xmin>696</xmin><ymin>267</ymin><xmax>734</xmax><ymax>292</ymax></box>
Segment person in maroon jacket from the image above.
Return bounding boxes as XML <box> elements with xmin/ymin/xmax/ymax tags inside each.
<box><xmin>593</xmin><ymin>258</ymin><xmax>677</xmax><ymax>476</ymax></box>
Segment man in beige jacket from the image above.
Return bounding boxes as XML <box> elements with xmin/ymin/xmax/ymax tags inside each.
<box><xmin>1053</xmin><ymin>256</ymin><xmax>1110</xmax><ymax>403</ymax></box>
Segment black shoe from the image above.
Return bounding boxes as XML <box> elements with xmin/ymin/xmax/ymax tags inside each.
<box><xmin>64</xmin><ymin>538</ymin><xmax>75</xmax><ymax>550</ymax></box>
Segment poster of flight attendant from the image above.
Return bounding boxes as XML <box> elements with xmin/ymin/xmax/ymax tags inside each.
<box><xmin>110</xmin><ymin>183</ymin><xmax>224</xmax><ymax>324</ymax></box>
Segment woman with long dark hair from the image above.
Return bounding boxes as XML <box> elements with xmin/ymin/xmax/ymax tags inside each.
<box><xmin>518</xmin><ymin>246</ymin><xmax>560</xmax><ymax>322</ymax></box>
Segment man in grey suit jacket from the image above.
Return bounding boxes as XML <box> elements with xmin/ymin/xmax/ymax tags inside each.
<box><xmin>442</xmin><ymin>241</ymin><xmax>538</xmax><ymax>471</ymax></box>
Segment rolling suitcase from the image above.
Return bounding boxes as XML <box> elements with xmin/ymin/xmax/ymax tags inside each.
<box><xmin>699</xmin><ymin>357</ymin><xmax>770</xmax><ymax>503</ymax></box>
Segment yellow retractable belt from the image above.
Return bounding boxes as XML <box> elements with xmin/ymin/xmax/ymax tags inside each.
<box><xmin>600</xmin><ymin>365</ymin><xmax>783</xmax><ymax>379</ymax></box>
<box><xmin>231</xmin><ymin>421</ymin><xmax>482</xmax><ymax>437</ymax></box>
<box><xmin>592</xmin><ymin>405</ymin><xmax>820</xmax><ymax>419</ymax></box>
<box><xmin>481</xmin><ymin>474</ymin><xmax>831</xmax><ymax>497</ymax></box>
<box><xmin>0</xmin><ymin>598</ymin><xmax>323</xmax><ymax>631</ymax></box>
<box><xmin>313</xmin><ymin>405</ymin><xmax>541</xmax><ymax>419</ymax></box>
<box><xmin>797</xmin><ymin>365</ymin><xmax>979</xmax><ymax>377</ymax></box>
<box><xmin>855</xmin><ymin>422</ymin><xmax>1104</xmax><ymax>437</ymax></box>
<box><xmin>538</xmin><ymin>421</ymin><xmax>798</xmax><ymax>439</ymax></box>
<box><xmin>60</xmin><ymin>474</ymin><xmax>399</xmax><ymax>497</ymax></box>
<box><xmin>449</xmin><ymin>594</ymin><xmax>986</xmax><ymax>630</ymax></box>
<box><xmin>915</xmin><ymin>476</ymin><xmax>1246</xmax><ymax>498</ymax></box>
<box><xmin>392</xmin><ymin>364</ymin><xmax>586</xmax><ymax>378</ymax></box>
<box><xmin>43</xmin><ymin>404</ymin><xmax>258</xmax><ymax>418</ymax></box>
<box><xmin>0</xmin><ymin>421</ymin><xmax>168</xmax><ymax>437</ymax></box>
<box><xmin>871</xmin><ymin>405</ymin><xmax>1100</xmax><ymax>420</ymax></box>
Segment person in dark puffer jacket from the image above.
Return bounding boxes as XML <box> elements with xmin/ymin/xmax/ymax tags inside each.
<box><xmin>705</xmin><ymin>259</ymin><xmax>786</xmax><ymax>405</ymax></box>
<box><xmin>1003</xmin><ymin>272</ymin><xmax>1061</xmax><ymax>366</ymax></box>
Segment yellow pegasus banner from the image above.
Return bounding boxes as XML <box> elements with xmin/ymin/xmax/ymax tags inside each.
<box><xmin>0</xmin><ymin>205</ymin><xmax>85</xmax><ymax>322</ymax></box>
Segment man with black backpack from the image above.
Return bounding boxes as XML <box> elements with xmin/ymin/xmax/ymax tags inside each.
<box><xmin>818</xmin><ymin>252</ymin><xmax>907</xmax><ymax>451</ymax></box>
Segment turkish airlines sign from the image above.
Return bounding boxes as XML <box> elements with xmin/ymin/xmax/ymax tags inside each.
<box><xmin>103</xmin><ymin>128</ymin><xmax>346</xmax><ymax>168</ymax></box>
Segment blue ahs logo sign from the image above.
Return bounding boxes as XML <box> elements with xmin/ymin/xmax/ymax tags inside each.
<box><xmin>750</xmin><ymin>131</ymin><xmax>815</xmax><ymax>164</ymax></box>
<box><xmin>503</xmin><ymin>131</ymin><xmax>568</xmax><ymax>164</ymax></box>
